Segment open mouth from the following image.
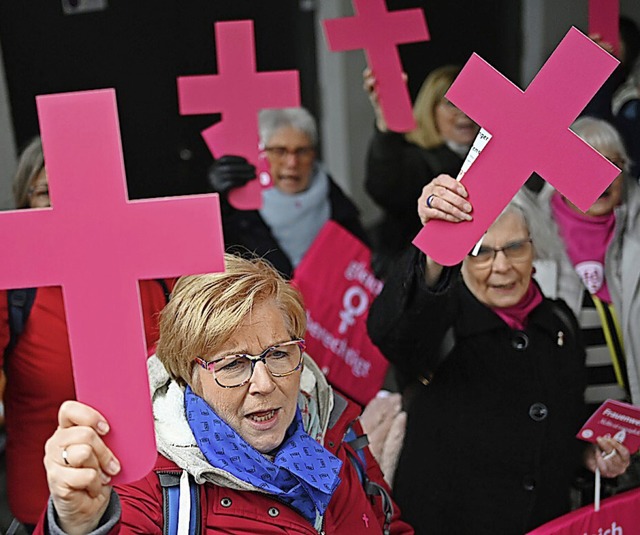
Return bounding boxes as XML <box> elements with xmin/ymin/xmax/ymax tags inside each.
<box><xmin>247</xmin><ymin>409</ymin><xmax>277</xmax><ymax>423</ymax></box>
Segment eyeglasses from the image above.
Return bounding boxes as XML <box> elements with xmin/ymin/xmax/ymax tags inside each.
<box><xmin>264</xmin><ymin>146</ymin><xmax>315</xmax><ymax>161</ymax></box>
<box><xmin>467</xmin><ymin>238</ymin><xmax>533</xmax><ymax>267</ymax></box>
<box><xmin>195</xmin><ymin>339</ymin><xmax>306</xmax><ymax>388</ymax></box>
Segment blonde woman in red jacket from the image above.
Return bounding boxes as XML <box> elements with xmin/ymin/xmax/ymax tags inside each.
<box><xmin>35</xmin><ymin>255</ymin><xmax>412</xmax><ymax>535</ymax></box>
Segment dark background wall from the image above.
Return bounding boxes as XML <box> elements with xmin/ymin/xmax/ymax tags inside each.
<box><xmin>0</xmin><ymin>1</ymin><xmax>318</xmax><ymax>199</ymax></box>
<box><xmin>0</xmin><ymin>1</ymin><xmax>520</xmax><ymax>201</ymax></box>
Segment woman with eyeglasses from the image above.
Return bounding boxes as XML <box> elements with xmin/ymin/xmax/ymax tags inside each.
<box><xmin>512</xmin><ymin>116</ymin><xmax>640</xmax><ymax>501</ymax></box>
<box><xmin>366</xmin><ymin>175</ymin><xmax>630</xmax><ymax>534</ymax></box>
<box><xmin>207</xmin><ymin>107</ymin><xmax>368</xmax><ymax>279</ymax></box>
<box><xmin>35</xmin><ymin>255</ymin><xmax>412</xmax><ymax>535</ymax></box>
<box><xmin>363</xmin><ymin>65</ymin><xmax>479</xmax><ymax>279</ymax></box>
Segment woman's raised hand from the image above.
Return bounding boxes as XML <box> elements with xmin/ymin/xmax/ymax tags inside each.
<box><xmin>44</xmin><ymin>400</ymin><xmax>121</xmax><ymax>535</ymax></box>
<box><xmin>417</xmin><ymin>174</ymin><xmax>473</xmax><ymax>226</ymax></box>
<box><xmin>363</xmin><ymin>68</ymin><xmax>409</xmax><ymax>133</ymax></box>
<box><xmin>584</xmin><ymin>436</ymin><xmax>632</xmax><ymax>479</ymax></box>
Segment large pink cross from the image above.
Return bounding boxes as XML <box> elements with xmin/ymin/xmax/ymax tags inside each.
<box><xmin>0</xmin><ymin>89</ymin><xmax>225</xmax><ymax>483</ymax></box>
<box><xmin>178</xmin><ymin>20</ymin><xmax>300</xmax><ymax>211</ymax></box>
<box><xmin>413</xmin><ymin>27</ymin><xmax>620</xmax><ymax>266</ymax></box>
<box><xmin>323</xmin><ymin>0</ymin><xmax>429</xmax><ymax>132</ymax></box>
<box><xmin>589</xmin><ymin>0</ymin><xmax>619</xmax><ymax>56</ymax></box>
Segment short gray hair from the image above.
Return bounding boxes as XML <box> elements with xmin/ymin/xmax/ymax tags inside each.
<box><xmin>259</xmin><ymin>107</ymin><xmax>318</xmax><ymax>147</ymax></box>
<box><xmin>13</xmin><ymin>137</ymin><xmax>44</xmax><ymax>209</ymax></box>
<box><xmin>571</xmin><ymin>116</ymin><xmax>630</xmax><ymax>174</ymax></box>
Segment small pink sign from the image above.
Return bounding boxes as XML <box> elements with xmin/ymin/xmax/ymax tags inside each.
<box><xmin>413</xmin><ymin>27</ymin><xmax>620</xmax><ymax>266</ymax></box>
<box><xmin>0</xmin><ymin>89</ymin><xmax>225</xmax><ymax>484</ymax></box>
<box><xmin>323</xmin><ymin>0</ymin><xmax>429</xmax><ymax>132</ymax></box>
<box><xmin>178</xmin><ymin>20</ymin><xmax>300</xmax><ymax>210</ymax></box>
<box><xmin>577</xmin><ymin>399</ymin><xmax>640</xmax><ymax>455</ymax></box>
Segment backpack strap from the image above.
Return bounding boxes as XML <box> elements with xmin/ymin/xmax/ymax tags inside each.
<box><xmin>344</xmin><ymin>424</ymin><xmax>393</xmax><ymax>535</ymax></box>
<box><xmin>4</xmin><ymin>288</ymin><xmax>37</xmax><ymax>359</ymax></box>
<box><xmin>158</xmin><ymin>471</ymin><xmax>200</xmax><ymax>535</ymax></box>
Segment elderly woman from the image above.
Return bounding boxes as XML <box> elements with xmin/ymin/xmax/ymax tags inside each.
<box><xmin>362</xmin><ymin>65</ymin><xmax>479</xmax><ymax>278</ymax></box>
<box><xmin>0</xmin><ymin>137</ymin><xmax>170</xmax><ymax>533</ymax></box>
<box><xmin>208</xmin><ymin>107</ymin><xmax>368</xmax><ymax>278</ymax></box>
<box><xmin>513</xmin><ymin>116</ymin><xmax>640</xmax><ymax>499</ymax></box>
<box><xmin>366</xmin><ymin>175</ymin><xmax>630</xmax><ymax>534</ymax></box>
<box><xmin>35</xmin><ymin>255</ymin><xmax>412</xmax><ymax>534</ymax></box>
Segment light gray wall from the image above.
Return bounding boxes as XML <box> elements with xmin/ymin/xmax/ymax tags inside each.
<box><xmin>315</xmin><ymin>0</ymin><xmax>381</xmax><ymax>228</ymax></box>
<box><xmin>0</xmin><ymin>40</ymin><xmax>17</xmax><ymax>210</ymax></box>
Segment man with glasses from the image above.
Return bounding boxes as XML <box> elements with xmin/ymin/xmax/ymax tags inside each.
<box><xmin>208</xmin><ymin>107</ymin><xmax>368</xmax><ymax>278</ymax></box>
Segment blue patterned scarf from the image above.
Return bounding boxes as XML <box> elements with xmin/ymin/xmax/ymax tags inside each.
<box><xmin>184</xmin><ymin>386</ymin><xmax>342</xmax><ymax>525</ymax></box>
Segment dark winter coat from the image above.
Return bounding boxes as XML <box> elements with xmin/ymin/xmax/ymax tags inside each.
<box><xmin>367</xmin><ymin>250</ymin><xmax>587</xmax><ymax>534</ymax></box>
<box><xmin>221</xmin><ymin>176</ymin><xmax>368</xmax><ymax>279</ymax></box>
<box><xmin>365</xmin><ymin>129</ymin><xmax>463</xmax><ymax>277</ymax></box>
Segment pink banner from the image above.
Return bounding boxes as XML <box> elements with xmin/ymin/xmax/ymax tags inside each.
<box><xmin>0</xmin><ymin>89</ymin><xmax>225</xmax><ymax>484</ymax></box>
<box><xmin>292</xmin><ymin>222</ymin><xmax>388</xmax><ymax>406</ymax></box>
<box><xmin>527</xmin><ymin>488</ymin><xmax>640</xmax><ymax>535</ymax></box>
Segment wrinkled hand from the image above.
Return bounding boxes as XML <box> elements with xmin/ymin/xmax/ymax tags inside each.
<box><xmin>584</xmin><ymin>436</ymin><xmax>632</xmax><ymax>478</ymax></box>
<box><xmin>360</xmin><ymin>391</ymin><xmax>407</xmax><ymax>486</ymax></box>
<box><xmin>208</xmin><ymin>155</ymin><xmax>256</xmax><ymax>195</ymax></box>
<box><xmin>417</xmin><ymin>174</ymin><xmax>473</xmax><ymax>226</ymax></box>
<box><xmin>363</xmin><ymin>68</ymin><xmax>408</xmax><ymax>133</ymax></box>
<box><xmin>44</xmin><ymin>401</ymin><xmax>121</xmax><ymax>535</ymax></box>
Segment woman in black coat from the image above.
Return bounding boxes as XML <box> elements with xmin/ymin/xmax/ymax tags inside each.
<box><xmin>367</xmin><ymin>175</ymin><xmax>631</xmax><ymax>534</ymax></box>
<box><xmin>363</xmin><ymin>66</ymin><xmax>478</xmax><ymax>278</ymax></box>
<box><xmin>209</xmin><ymin>107</ymin><xmax>368</xmax><ymax>279</ymax></box>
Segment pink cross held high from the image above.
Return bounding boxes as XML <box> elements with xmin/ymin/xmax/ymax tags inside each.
<box><xmin>413</xmin><ymin>27</ymin><xmax>620</xmax><ymax>266</ymax></box>
<box><xmin>0</xmin><ymin>89</ymin><xmax>225</xmax><ymax>483</ymax></box>
<box><xmin>589</xmin><ymin>0</ymin><xmax>619</xmax><ymax>56</ymax></box>
<box><xmin>323</xmin><ymin>0</ymin><xmax>429</xmax><ymax>132</ymax></box>
<box><xmin>178</xmin><ymin>20</ymin><xmax>300</xmax><ymax>211</ymax></box>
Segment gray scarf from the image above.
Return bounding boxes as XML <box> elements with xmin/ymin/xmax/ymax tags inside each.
<box><xmin>260</xmin><ymin>165</ymin><xmax>331</xmax><ymax>267</ymax></box>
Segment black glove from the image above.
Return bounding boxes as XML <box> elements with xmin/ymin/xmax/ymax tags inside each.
<box><xmin>208</xmin><ymin>155</ymin><xmax>256</xmax><ymax>195</ymax></box>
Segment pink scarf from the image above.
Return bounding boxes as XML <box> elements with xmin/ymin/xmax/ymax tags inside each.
<box><xmin>492</xmin><ymin>280</ymin><xmax>543</xmax><ymax>330</ymax></box>
<box><xmin>550</xmin><ymin>192</ymin><xmax>615</xmax><ymax>303</ymax></box>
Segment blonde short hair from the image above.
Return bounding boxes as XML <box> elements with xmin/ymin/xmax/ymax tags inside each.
<box><xmin>156</xmin><ymin>254</ymin><xmax>306</xmax><ymax>387</ymax></box>
<box><xmin>406</xmin><ymin>65</ymin><xmax>461</xmax><ymax>150</ymax></box>
<box><xmin>12</xmin><ymin>137</ymin><xmax>44</xmax><ymax>209</ymax></box>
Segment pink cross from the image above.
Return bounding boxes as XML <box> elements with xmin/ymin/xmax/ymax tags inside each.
<box><xmin>589</xmin><ymin>0</ymin><xmax>619</xmax><ymax>56</ymax></box>
<box><xmin>323</xmin><ymin>0</ymin><xmax>429</xmax><ymax>132</ymax></box>
<box><xmin>362</xmin><ymin>513</ymin><xmax>369</xmax><ymax>528</ymax></box>
<box><xmin>413</xmin><ymin>27</ymin><xmax>620</xmax><ymax>266</ymax></box>
<box><xmin>0</xmin><ymin>89</ymin><xmax>225</xmax><ymax>483</ymax></box>
<box><xmin>178</xmin><ymin>20</ymin><xmax>300</xmax><ymax>210</ymax></box>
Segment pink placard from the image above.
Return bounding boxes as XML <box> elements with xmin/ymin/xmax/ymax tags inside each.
<box><xmin>589</xmin><ymin>0</ymin><xmax>619</xmax><ymax>56</ymax></box>
<box><xmin>0</xmin><ymin>89</ymin><xmax>225</xmax><ymax>484</ymax></box>
<box><xmin>178</xmin><ymin>20</ymin><xmax>300</xmax><ymax>210</ymax></box>
<box><xmin>413</xmin><ymin>27</ymin><xmax>620</xmax><ymax>266</ymax></box>
<box><xmin>323</xmin><ymin>0</ymin><xmax>429</xmax><ymax>132</ymax></box>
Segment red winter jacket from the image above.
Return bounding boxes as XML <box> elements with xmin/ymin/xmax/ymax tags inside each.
<box><xmin>36</xmin><ymin>393</ymin><xmax>413</xmax><ymax>534</ymax></box>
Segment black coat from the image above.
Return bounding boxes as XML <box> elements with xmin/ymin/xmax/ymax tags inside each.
<box><xmin>365</xmin><ymin>129</ymin><xmax>463</xmax><ymax>277</ymax></box>
<box><xmin>221</xmin><ymin>176</ymin><xmax>368</xmax><ymax>279</ymax></box>
<box><xmin>367</xmin><ymin>250</ymin><xmax>587</xmax><ymax>535</ymax></box>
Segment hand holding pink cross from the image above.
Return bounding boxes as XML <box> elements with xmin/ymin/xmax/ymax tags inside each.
<box><xmin>413</xmin><ymin>27</ymin><xmax>620</xmax><ymax>266</ymax></box>
<box><xmin>0</xmin><ymin>89</ymin><xmax>225</xmax><ymax>483</ymax></box>
<box><xmin>323</xmin><ymin>0</ymin><xmax>429</xmax><ymax>132</ymax></box>
<box><xmin>178</xmin><ymin>20</ymin><xmax>300</xmax><ymax>211</ymax></box>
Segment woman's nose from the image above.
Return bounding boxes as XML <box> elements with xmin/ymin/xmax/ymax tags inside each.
<box><xmin>248</xmin><ymin>361</ymin><xmax>277</xmax><ymax>394</ymax></box>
